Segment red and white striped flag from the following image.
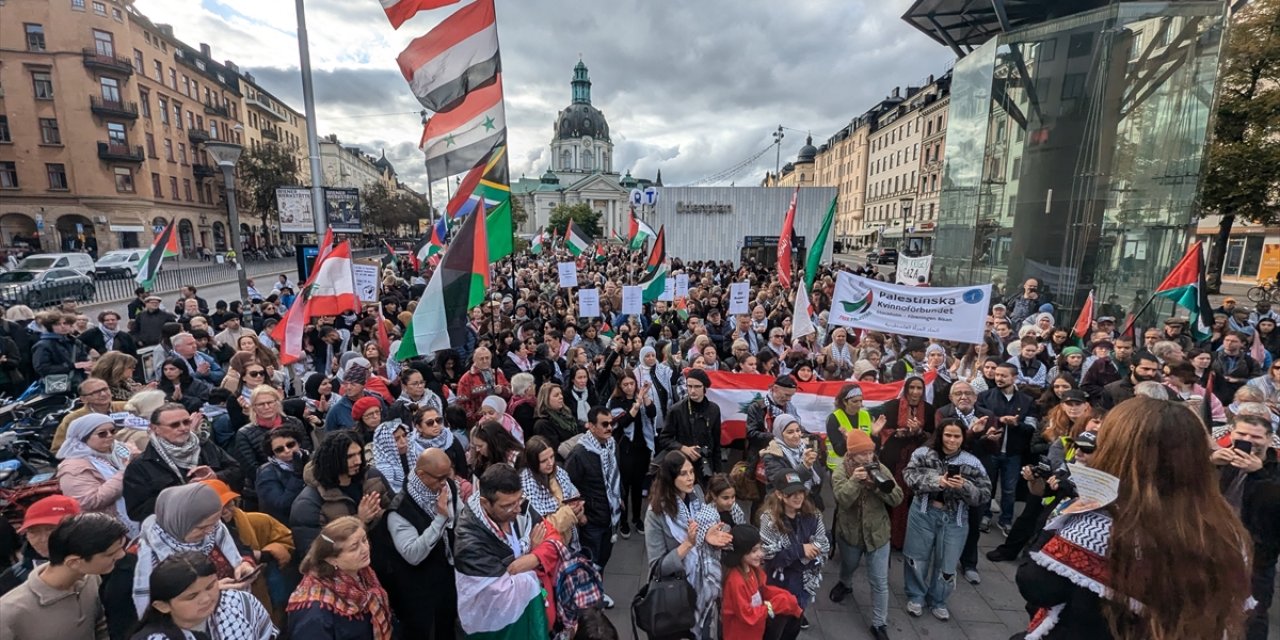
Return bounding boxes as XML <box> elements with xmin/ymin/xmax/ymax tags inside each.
<box><xmin>705</xmin><ymin>370</ymin><xmax>935</xmax><ymax>445</ymax></box>
<box><xmin>271</xmin><ymin>232</ymin><xmax>360</xmax><ymax>365</ymax></box>
<box><xmin>379</xmin><ymin>0</ymin><xmax>460</xmax><ymax>29</ymax></box>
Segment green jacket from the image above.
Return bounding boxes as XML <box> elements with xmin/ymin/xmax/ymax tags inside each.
<box><xmin>831</xmin><ymin>461</ymin><xmax>903</xmax><ymax>551</ymax></box>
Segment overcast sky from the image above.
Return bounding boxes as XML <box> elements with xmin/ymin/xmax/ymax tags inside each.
<box><xmin>134</xmin><ymin>0</ymin><xmax>954</xmax><ymax>201</ymax></box>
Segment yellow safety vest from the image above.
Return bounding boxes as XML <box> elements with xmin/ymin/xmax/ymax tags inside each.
<box><xmin>1042</xmin><ymin>436</ymin><xmax>1076</xmax><ymax>506</ymax></box>
<box><xmin>826</xmin><ymin>408</ymin><xmax>873</xmax><ymax>470</ymax></box>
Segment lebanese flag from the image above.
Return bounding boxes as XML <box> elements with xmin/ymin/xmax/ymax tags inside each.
<box><xmin>379</xmin><ymin>0</ymin><xmax>460</xmax><ymax>30</ymax></box>
<box><xmin>272</xmin><ymin>230</ymin><xmax>336</xmax><ymax>365</ymax></box>
<box><xmin>396</xmin><ymin>0</ymin><xmax>499</xmax><ymax>112</ymax></box>
<box><xmin>1072</xmin><ymin>290</ymin><xmax>1094</xmax><ymax>338</ymax></box>
<box><xmin>777</xmin><ymin>186</ymin><xmax>799</xmax><ymax>290</ymax></box>
<box><xmin>705</xmin><ymin>370</ymin><xmax>935</xmax><ymax>445</ymax></box>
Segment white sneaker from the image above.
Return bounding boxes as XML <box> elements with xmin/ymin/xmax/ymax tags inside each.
<box><xmin>906</xmin><ymin>601</ymin><xmax>923</xmax><ymax>617</ymax></box>
<box><xmin>990</xmin><ymin>499</ymin><xmax>1001</xmax><ymax>514</ymax></box>
<box><xmin>932</xmin><ymin>606</ymin><xmax>951</xmax><ymax>621</ymax></box>
<box><xmin>964</xmin><ymin>568</ymin><xmax>981</xmax><ymax>585</ymax></box>
<box><xmin>602</xmin><ymin>594</ymin><xmax>615</xmax><ymax>609</ymax></box>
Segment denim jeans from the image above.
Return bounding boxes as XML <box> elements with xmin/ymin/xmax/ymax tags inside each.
<box><xmin>902</xmin><ymin>503</ymin><xmax>967</xmax><ymax>609</ymax></box>
<box><xmin>836</xmin><ymin>539</ymin><xmax>890</xmax><ymax>627</ymax></box>
<box><xmin>984</xmin><ymin>452</ymin><xmax>1021</xmax><ymax>527</ymax></box>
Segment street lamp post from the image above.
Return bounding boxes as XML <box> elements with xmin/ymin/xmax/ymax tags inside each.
<box><xmin>899</xmin><ymin>197</ymin><xmax>914</xmax><ymax>252</ymax></box>
<box><xmin>204</xmin><ymin>141</ymin><xmax>250</xmax><ymax>303</ymax></box>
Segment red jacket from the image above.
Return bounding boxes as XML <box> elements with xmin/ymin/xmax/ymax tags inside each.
<box><xmin>721</xmin><ymin>565</ymin><xmax>801</xmax><ymax>639</ymax></box>
<box><xmin>457</xmin><ymin>367</ymin><xmax>511</xmax><ymax>423</ymax></box>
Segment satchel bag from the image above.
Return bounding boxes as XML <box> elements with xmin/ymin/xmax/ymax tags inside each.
<box><xmin>631</xmin><ymin>557</ymin><xmax>696</xmax><ymax>638</ymax></box>
<box><xmin>43</xmin><ymin>374</ymin><xmax>72</xmax><ymax>395</ymax></box>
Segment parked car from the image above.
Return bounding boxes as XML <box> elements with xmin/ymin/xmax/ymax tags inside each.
<box><xmin>94</xmin><ymin>249</ymin><xmax>147</xmax><ymax>279</ymax></box>
<box><xmin>0</xmin><ymin>269</ymin><xmax>96</xmax><ymax>308</ymax></box>
<box><xmin>15</xmin><ymin>253</ymin><xmax>96</xmax><ymax>276</ymax></box>
<box><xmin>875</xmin><ymin>248</ymin><xmax>899</xmax><ymax>265</ymax></box>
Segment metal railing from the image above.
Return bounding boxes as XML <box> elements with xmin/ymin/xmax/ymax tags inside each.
<box><xmin>89</xmin><ymin>96</ymin><xmax>138</xmax><ymax>119</ymax></box>
<box><xmin>97</xmin><ymin>142</ymin><xmax>144</xmax><ymax>163</ymax></box>
<box><xmin>81</xmin><ymin>49</ymin><xmax>134</xmax><ymax>76</ymax></box>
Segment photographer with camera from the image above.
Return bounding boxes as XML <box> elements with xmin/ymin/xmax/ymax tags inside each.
<box><xmin>828</xmin><ymin>429</ymin><xmax>902</xmax><ymax>640</ymax></box>
<box><xmin>760</xmin><ymin>414</ymin><xmax>824</xmax><ymax>510</ymax></box>
<box><xmin>657</xmin><ymin>368</ymin><xmax>722</xmax><ymax>483</ymax></box>
<box><xmin>1210</xmin><ymin>413</ymin><xmax>1280</xmax><ymax>640</ymax></box>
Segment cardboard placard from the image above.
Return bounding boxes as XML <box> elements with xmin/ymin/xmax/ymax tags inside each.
<box><xmin>728</xmin><ymin>281</ymin><xmax>750</xmax><ymax>315</ymax></box>
<box><xmin>674</xmin><ymin>273</ymin><xmax>690</xmax><ymax>299</ymax></box>
<box><xmin>578</xmin><ymin>289</ymin><xmax>600</xmax><ymax>318</ymax></box>
<box><xmin>622</xmin><ymin>286</ymin><xmax>643</xmax><ymax>315</ymax></box>
<box><xmin>351</xmin><ymin>261</ymin><xmax>381</xmax><ymax>304</ymax></box>
<box><xmin>558</xmin><ymin>262</ymin><xmax>578</xmax><ymax>288</ymax></box>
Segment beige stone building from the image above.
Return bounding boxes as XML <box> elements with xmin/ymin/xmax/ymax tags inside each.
<box><xmin>813</xmin><ymin>117</ymin><xmax>871</xmax><ymax>250</ymax></box>
<box><xmin>0</xmin><ymin>0</ymin><xmax>303</xmax><ymax>257</ymax></box>
<box><xmin>914</xmin><ymin>75</ymin><xmax>950</xmax><ymax>244</ymax></box>
<box><xmin>761</xmin><ymin>135</ymin><xmax>817</xmax><ymax>189</ymax></box>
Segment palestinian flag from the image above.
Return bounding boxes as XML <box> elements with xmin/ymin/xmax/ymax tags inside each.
<box><xmin>455</xmin><ymin>495</ymin><xmax>549</xmax><ymax>639</ymax></box>
<box><xmin>396</xmin><ymin>201</ymin><xmax>490</xmax><ymax>360</ymax></box>
<box><xmin>530</xmin><ymin>227</ymin><xmax>546</xmax><ymax>255</ymax></box>
<box><xmin>565</xmin><ymin>220</ymin><xmax>592</xmax><ymax>257</ymax></box>
<box><xmin>1152</xmin><ymin>241</ymin><xmax>1213</xmax><ymax>341</ymax></box>
<box><xmin>382</xmin><ymin>239</ymin><xmax>400</xmax><ymax>270</ymax></box>
<box><xmin>135</xmin><ymin>219</ymin><xmax>179</xmax><ymax>289</ymax></box>
<box><xmin>610</xmin><ymin>229</ymin><xmax>625</xmax><ymax>244</ymax></box>
<box><xmin>705</xmin><ymin>369</ymin><xmax>936</xmax><ymax>445</ymax></box>
<box><xmin>415</xmin><ymin>223</ymin><xmax>446</xmax><ymax>269</ymax></box>
<box><xmin>627</xmin><ymin>208</ymin><xmax>655</xmax><ymax>251</ymax></box>
<box><xmin>804</xmin><ymin>196</ymin><xmax>836</xmax><ymax>291</ymax></box>
<box><xmin>638</xmin><ymin>226</ymin><xmax>667</xmax><ymax>302</ymax></box>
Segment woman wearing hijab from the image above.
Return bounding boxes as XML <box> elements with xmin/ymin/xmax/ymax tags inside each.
<box><xmin>55</xmin><ymin>413</ymin><xmax>141</xmax><ymax>538</ymax></box>
<box><xmin>635</xmin><ymin>345</ymin><xmax>674</xmax><ymax>447</ymax></box>
<box><xmin>388</xmin><ymin>368</ymin><xmax>442</xmax><ymax>425</ymax></box>
<box><xmin>255</xmin><ymin>425</ymin><xmax>311</xmax><ymax>524</ymax></box>
<box><xmin>371</xmin><ymin>420</ymin><xmax>417</xmax><ymax>495</ymax></box>
<box><xmin>879</xmin><ymin>375</ymin><xmax>935</xmax><ymax>550</ymax></box>
<box><xmin>133</xmin><ymin>483</ymin><xmax>257</xmax><ymax>616</ymax></box>
<box><xmin>132</xmin><ymin>551</ymin><xmax>277</xmax><ymax>640</ymax></box>
<box><xmin>410</xmin><ymin>405</ymin><xmax>468</xmax><ymax>480</ymax></box>
<box><xmin>231</xmin><ymin>387</ymin><xmax>306</xmax><ymax>512</ymax></box>
<box><xmin>609</xmin><ymin>370</ymin><xmax>655</xmax><ymax>538</ymax></box>
<box><xmin>303</xmin><ymin>374</ymin><xmax>334</xmax><ymax>428</ymax></box>
<box><xmin>479</xmin><ymin>395</ymin><xmax>524</xmax><ymax>444</ymax></box>
<box><xmin>759</xmin><ymin>413</ymin><xmax>824</xmax><ymax>510</ymax></box>
<box><xmin>531</xmin><ymin>382</ymin><xmax>580</xmax><ymax>455</ymax></box>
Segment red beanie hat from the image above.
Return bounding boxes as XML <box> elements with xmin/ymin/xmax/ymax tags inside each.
<box><xmin>351</xmin><ymin>396</ymin><xmax>382</xmax><ymax>421</ymax></box>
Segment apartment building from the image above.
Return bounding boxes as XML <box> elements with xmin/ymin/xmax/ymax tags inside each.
<box><xmin>813</xmin><ymin>115</ymin><xmax>871</xmax><ymax>250</ymax></box>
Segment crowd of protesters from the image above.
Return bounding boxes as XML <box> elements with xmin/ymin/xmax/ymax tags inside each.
<box><xmin>0</xmin><ymin>241</ymin><xmax>1270</xmax><ymax>640</ymax></box>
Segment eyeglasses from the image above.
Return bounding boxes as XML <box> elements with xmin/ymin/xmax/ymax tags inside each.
<box><xmin>596</xmin><ymin>420</ymin><xmax>613</xmax><ymax>428</ymax></box>
<box><xmin>82</xmin><ymin>387</ymin><xmax>111</xmax><ymax>397</ymax></box>
<box><xmin>245</xmin><ymin>370</ymin><xmax>266</xmax><ymax>378</ymax></box>
<box><xmin>252</xmin><ymin>399</ymin><xmax>279</xmax><ymax>408</ymax></box>
<box><xmin>158</xmin><ymin>417</ymin><xmax>195</xmax><ymax>429</ymax></box>
<box><xmin>90</xmin><ymin>427</ymin><xmax>117</xmax><ymax>439</ymax></box>
<box><xmin>272</xmin><ymin>440</ymin><xmax>299</xmax><ymax>454</ymax></box>
<box><xmin>421</xmin><ymin>417</ymin><xmax>442</xmax><ymax>426</ymax></box>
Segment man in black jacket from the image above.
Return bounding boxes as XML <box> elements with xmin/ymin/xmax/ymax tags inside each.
<box><xmin>78</xmin><ymin>310</ymin><xmax>139</xmax><ymax>362</ymax></box>
<box><xmin>1080</xmin><ymin>336</ymin><xmax>1133</xmax><ymax>400</ymax></box>
<box><xmin>1211</xmin><ymin>415</ymin><xmax>1280</xmax><ymax>640</ymax></box>
<box><xmin>658</xmin><ymin>369</ymin><xmax>724</xmax><ymax>480</ymax></box>
<box><xmin>129</xmin><ymin>295</ymin><xmax>176</xmax><ymax>348</ymax></box>
<box><xmin>122</xmin><ymin>403</ymin><xmax>241</xmax><ymax>522</ymax></box>
<box><xmin>975</xmin><ymin>363</ymin><xmax>1038</xmax><ymax>536</ymax></box>
<box><xmin>1213</xmin><ymin>332</ymin><xmax>1264</xmax><ymax>406</ymax></box>
<box><xmin>565</xmin><ymin>406</ymin><xmax>621</xmax><ymax>608</ymax></box>
<box><xmin>1099</xmin><ymin>352</ymin><xmax>1161</xmax><ymax>410</ymax></box>
<box><xmin>743</xmin><ymin>374</ymin><xmax>798</xmax><ymax>459</ymax></box>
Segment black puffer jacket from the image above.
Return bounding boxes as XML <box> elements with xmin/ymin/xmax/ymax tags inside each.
<box><xmin>231</xmin><ymin>415</ymin><xmax>307</xmax><ymax>510</ymax></box>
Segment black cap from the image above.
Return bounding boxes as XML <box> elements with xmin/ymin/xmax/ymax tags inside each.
<box><xmin>1074</xmin><ymin>431</ymin><xmax>1098</xmax><ymax>452</ymax></box>
<box><xmin>770</xmin><ymin>470</ymin><xmax>807</xmax><ymax>495</ymax></box>
<box><xmin>1060</xmin><ymin>389</ymin><xmax>1088</xmax><ymax>404</ymax></box>
<box><xmin>905</xmin><ymin>339</ymin><xmax>928</xmax><ymax>353</ymax></box>
<box><xmin>773</xmin><ymin>374</ymin><xmax>797</xmax><ymax>389</ymax></box>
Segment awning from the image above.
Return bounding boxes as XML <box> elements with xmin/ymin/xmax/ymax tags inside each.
<box><xmin>853</xmin><ymin>228</ymin><xmax>880</xmax><ymax>238</ymax></box>
<box><xmin>110</xmin><ymin>224</ymin><xmax>144</xmax><ymax>233</ymax></box>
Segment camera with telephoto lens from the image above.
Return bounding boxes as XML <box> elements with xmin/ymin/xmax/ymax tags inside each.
<box><xmin>1031</xmin><ymin>460</ymin><xmax>1055</xmax><ymax>480</ymax></box>
<box><xmin>863</xmin><ymin>463</ymin><xmax>896</xmax><ymax>493</ymax></box>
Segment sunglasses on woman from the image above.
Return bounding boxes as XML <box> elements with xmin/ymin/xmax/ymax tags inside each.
<box><xmin>87</xmin><ymin>427</ymin><xmax>117</xmax><ymax>440</ymax></box>
<box><xmin>272</xmin><ymin>440</ymin><xmax>299</xmax><ymax>454</ymax></box>
<box><xmin>245</xmin><ymin>370</ymin><xmax>266</xmax><ymax>378</ymax></box>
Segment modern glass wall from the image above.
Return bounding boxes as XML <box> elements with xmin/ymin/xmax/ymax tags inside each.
<box><xmin>933</xmin><ymin>1</ymin><xmax>1226</xmax><ymax>328</ymax></box>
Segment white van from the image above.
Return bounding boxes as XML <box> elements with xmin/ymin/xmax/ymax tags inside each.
<box><xmin>94</xmin><ymin>249</ymin><xmax>148</xmax><ymax>279</ymax></box>
<box><xmin>16</xmin><ymin>252</ymin><xmax>96</xmax><ymax>276</ymax></box>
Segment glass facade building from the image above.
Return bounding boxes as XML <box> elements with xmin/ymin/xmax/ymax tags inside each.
<box><xmin>932</xmin><ymin>1</ymin><xmax>1226</xmax><ymax>325</ymax></box>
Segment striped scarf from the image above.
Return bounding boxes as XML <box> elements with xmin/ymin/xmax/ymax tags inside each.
<box><xmin>287</xmin><ymin>567</ymin><xmax>391</xmax><ymax>640</ymax></box>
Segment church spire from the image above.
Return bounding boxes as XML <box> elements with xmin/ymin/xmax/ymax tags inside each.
<box><xmin>572</xmin><ymin>59</ymin><xmax>592</xmax><ymax>105</ymax></box>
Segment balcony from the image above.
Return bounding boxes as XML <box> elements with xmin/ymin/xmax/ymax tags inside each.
<box><xmin>89</xmin><ymin>95</ymin><xmax>139</xmax><ymax>119</ymax></box>
<box><xmin>260</xmin><ymin>128</ymin><xmax>279</xmax><ymax>141</ymax></box>
<box><xmin>203</xmin><ymin>102</ymin><xmax>230</xmax><ymax>118</ymax></box>
<box><xmin>187</xmin><ymin>129</ymin><xmax>210</xmax><ymax>144</ymax></box>
<box><xmin>97</xmin><ymin>141</ymin><xmax>144</xmax><ymax>163</ymax></box>
<box><xmin>192</xmin><ymin>163</ymin><xmax>218</xmax><ymax>179</ymax></box>
<box><xmin>246</xmin><ymin>95</ymin><xmax>287</xmax><ymax>121</ymax></box>
<box><xmin>81</xmin><ymin>49</ymin><xmax>134</xmax><ymax>77</ymax></box>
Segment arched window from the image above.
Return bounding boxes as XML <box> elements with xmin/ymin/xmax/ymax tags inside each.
<box><xmin>582</xmin><ymin>148</ymin><xmax>594</xmax><ymax>172</ymax></box>
<box><xmin>560</xmin><ymin>149</ymin><xmax>572</xmax><ymax>171</ymax></box>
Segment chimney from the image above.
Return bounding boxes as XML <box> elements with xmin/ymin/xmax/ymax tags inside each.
<box><xmin>245</xmin><ymin>72</ymin><xmax>255</xmax><ymax>84</ymax></box>
<box><xmin>200</xmin><ymin>43</ymin><xmax>211</xmax><ymax>58</ymax></box>
<box><xmin>224</xmin><ymin>61</ymin><xmax>238</xmax><ymax>74</ymax></box>
<box><xmin>928</xmin><ymin>74</ymin><xmax>935</xmax><ymax>84</ymax></box>
<box><xmin>891</xmin><ymin>87</ymin><xmax>900</xmax><ymax>99</ymax></box>
<box><xmin>158</xmin><ymin>24</ymin><xmax>173</xmax><ymax>37</ymax></box>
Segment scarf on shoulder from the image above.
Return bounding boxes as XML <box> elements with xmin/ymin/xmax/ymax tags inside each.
<box><xmin>287</xmin><ymin>567</ymin><xmax>392</xmax><ymax>640</ymax></box>
<box><xmin>99</xmin><ymin>324</ymin><xmax>120</xmax><ymax>351</ymax></box>
<box><xmin>577</xmin><ymin>435</ymin><xmax>621</xmax><ymax>526</ymax></box>
<box><xmin>151</xmin><ymin>432</ymin><xmax>202</xmax><ymax>480</ymax></box>
<box><xmin>371</xmin><ymin>422</ymin><xmax>420</xmax><ymax>494</ymax></box>
<box><xmin>543</xmin><ymin>408</ymin><xmax>579</xmax><ymax>440</ymax></box>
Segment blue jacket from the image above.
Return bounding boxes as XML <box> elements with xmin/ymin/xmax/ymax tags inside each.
<box><xmin>256</xmin><ymin>453</ymin><xmax>308</xmax><ymax>524</ymax></box>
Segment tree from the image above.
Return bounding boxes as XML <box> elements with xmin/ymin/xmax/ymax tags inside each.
<box><xmin>361</xmin><ymin>182</ymin><xmax>397</xmax><ymax>235</ymax></box>
<box><xmin>548</xmin><ymin>202</ymin><xmax>601</xmax><ymax>237</ymax></box>
<box><xmin>238</xmin><ymin>143</ymin><xmax>299</xmax><ymax>244</ymax></box>
<box><xmin>1202</xmin><ymin>0</ymin><xmax>1280</xmax><ymax>290</ymax></box>
<box><xmin>510</xmin><ymin>195</ymin><xmax>528</xmax><ymax>230</ymax></box>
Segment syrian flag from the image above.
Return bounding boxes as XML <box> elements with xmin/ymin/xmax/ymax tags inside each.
<box><xmin>777</xmin><ymin>186</ymin><xmax>799</xmax><ymax>290</ymax></box>
<box><xmin>135</xmin><ymin>219</ymin><xmax>179</xmax><ymax>289</ymax></box>
<box><xmin>419</xmin><ymin>77</ymin><xmax>505</xmax><ymax>179</ymax></box>
<box><xmin>627</xmin><ymin>208</ymin><xmax>655</xmax><ymax>251</ymax></box>
<box><xmin>397</xmin><ymin>199</ymin><xmax>490</xmax><ymax>360</ymax></box>
<box><xmin>379</xmin><ymin>0</ymin><xmax>460</xmax><ymax>29</ymax></box>
<box><xmin>396</xmin><ymin>0</ymin><xmax>498</xmax><ymax>111</ymax></box>
<box><xmin>705</xmin><ymin>370</ymin><xmax>935</xmax><ymax>445</ymax></box>
<box><xmin>1072</xmin><ymin>290</ymin><xmax>1095</xmax><ymax>339</ymax></box>
<box><xmin>565</xmin><ymin>220</ymin><xmax>592</xmax><ymax>257</ymax></box>
<box><xmin>1153</xmin><ymin>241</ymin><xmax>1214</xmax><ymax>341</ymax></box>
<box><xmin>530</xmin><ymin>227</ymin><xmax>546</xmax><ymax>255</ymax></box>
<box><xmin>638</xmin><ymin>226</ymin><xmax>667</xmax><ymax>302</ymax></box>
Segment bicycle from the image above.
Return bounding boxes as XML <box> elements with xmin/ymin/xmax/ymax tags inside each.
<box><xmin>1247</xmin><ymin>278</ymin><xmax>1280</xmax><ymax>304</ymax></box>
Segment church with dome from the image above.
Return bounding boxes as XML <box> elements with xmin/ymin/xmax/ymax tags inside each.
<box><xmin>512</xmin><ymin>60</ymin><xmax>659</xmax><ymax>237</ymax></box>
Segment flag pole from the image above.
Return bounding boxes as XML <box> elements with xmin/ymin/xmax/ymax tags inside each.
<box><xmin>294</xmin><ymin>0</ymin><xmax>326</xmax><ymax>238</ymax></box>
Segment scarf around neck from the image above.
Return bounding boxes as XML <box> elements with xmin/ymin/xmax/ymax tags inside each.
<box><xmin>542</xmin><ymin>408</ymin><xmax>579</xmax><ymax>440</ymax></box>
<box><xmin>287</xmin><ymin>567</ymin><xmax>392</xmax><ymax>640</ymax></box>
<box><xmin>578</xmin><ymin>434</ymin><xmax>621</xmax><ymax>526</ymax></box>
<box><xmin>151</xmin><ymin>432</ymin><xmax>202</xmax><ymax>479</ymax></box>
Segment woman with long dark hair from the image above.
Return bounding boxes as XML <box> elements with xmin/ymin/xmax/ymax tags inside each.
<box><xmin>131</xmin><ymin>551</ymin><xmax>276</xmax><ymax>640</ymax></box>
<box><xmin>518</xmin><ymin>436</ymin><xmax>582</xmax><ymax>543</ymax></box>
<box><xmin>1017</xmin><ymin>398</ymin><xmax>1252</xmax><ymax>639</ymax></box>
<box><xmin>758</xmin><ymin>469</ymin><xmax>829</xmax><ymax>634</ymax></box>
<box><xmin>157</xmin><ymin>357</ymin><xmax>213</xmax><ymax>414</ymax></box>
<box><xmin>878</xmin><ymin>375</ymin><xmax>935</xmax><ymax>550</ymax></box>
<box><xmin>608</xmin><ymin>370</ymin><xmax>655</xmax><ymax>537</ymax></box>
<box><xmin>467</xmin><ymin>420</ymin><xmax>523</xmax><ymax>482</ymax></box>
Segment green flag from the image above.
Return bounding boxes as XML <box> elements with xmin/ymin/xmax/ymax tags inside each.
<box><xmin>804</xmin><ymin>196</ymin><xmax>836</xmax><ymax>292</ymax></box>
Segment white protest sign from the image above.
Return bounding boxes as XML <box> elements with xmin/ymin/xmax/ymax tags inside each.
<box><xmin>829</xmin><ymin>271</ymin><xmax>991</xmax><ymax>344</ymax></box>
<box><xmin>1060</xmin><ymin>464</ymin><xmax>1120</xmax><ymax>514</ymax></box>
<box><xmin>727</xmin><ymin>282</ymin><xmax>750</xmax><ymax>315</ymax></box>
<box><xmin>557</xmin><ymin>262</ymin><xmax>578</xmax><ymax>288</ymax></box>
<box><xmin>895</xmin><ymin>254</ymin><xmax>934</xmax><ymax>285</ymax></box>
<box><xmin>351</xmin><ymin>261</ymin><xmax>380</xmax><ymax>304</ymax></box>
<box><xmin>674</xmin><ymin>273</ymin><xmax>690</xmax><ymax>298</ymax></box>
<box><xmin>659</xmin><ymin>278</ymin><xmax>675</xmax><ymax>301</ymax></box>
<box><xmin>622</xmin><ymin>286</ymin><xmax>643</xmax><ymax>315</ymax></box>
<box><xmin>578</xmin><ymin>289</ymin><xmax>600</xmax><ymax>318</ymax></box>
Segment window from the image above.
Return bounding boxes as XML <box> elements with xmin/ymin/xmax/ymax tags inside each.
<box><xmin>38</xmin><ymin>118</ymin><xmax>60</xmax><ymax>144</ymax></box>
<box><xmin>196</xmin><ymin>115</ymin><xmax>203</xmax><ymax>130</ymax></box>
<box><xmin>178</xmin><ymin>142</ymin><xmax>186</xmax><ymax>164</ymax></box>
<box><xmin>46</xmin><ymin>164</ymin><xmax>68</xmax><ymax>190</ymax></box>
<box><xmin>93</xmin><ymin>1</ymin><xmax>106</xmax><ymax>16</ymax></box>
<box><xmin>158</xmin><ymin>96</ymin><xmax>169</xmax><ymax>124</ymax></box>
<box><xmin>112</xmin><ymin>7</ymin><xmax>122</xmax><ymax>20</ymax></box>
<box><xmin>164</xmin><ymin>139</ymin><xmax>174</xmax><ymax>161</ymax></box>
<box><xmin>203</xmin><ymin>183</ymin><xmax>212</xmax><ymax>204</ymax></box>
<box><xmin>210</xmin><ymin>121</ymin><xmax>218</xmax><ymax>139</ymax></box>
<box><xmin>114</xmin><ymin>168</ymin><xmax>134</xmax><ymax>193</ymax></box>
<box><xmin>0</xmin><ymin>162</ymin><xmax>18</xmax><ymax>188</ymax></box>
<box><xmin>140</xmin><ymin>89</ymin><xmax>151</xmax><ymax>118</ymax></box>
<box><xmin>168</xmin><ymin>68</ymin><xmax>176</xmax><ymax>90</ymax></box>
<box><xmin>154</xmin><ymin>60</ymin><xmax>163</xmax><ymax>82</ymax></box>
<box><xmin>1068</xmin><ymin>33</ymin><xmax>1093</xmax><ymax>58</ymax></box>
<box><xmin>72</xmin><ymin>0</ymin><xmax>85</xmax><ymax>9</ymax></box>
<box><xmin>133</xmin><ymin>49</ymin><xmax>144</xmax><ymax>74</ymax></box>
<box><xmin>186</xmin><ymin>110</ymin><xmax>194</xmax><ymax>130</ymax></box>
<box><xmin>145</xmin><ymin>133</ymin><xmax>156</xmax><ymax>157</ymax></box>
<box><xmin>0</xmin><ymin>116</ymin><xmax>8</xmax><ymax>142</ymax></box>
<box><xmin>99</xmin><ymin>77</ymin><xmax>120</xmax><ymax>103</ymax></box>
<box><xmin>1062</xmin><ymin>73</ymin><xmax>1087</xmax><ymax>100</ymax></box>
<box><xmin>169</xmin><ymin>176</ymin><xmax>179</xmax><ymax>200</ymax></box>
<box><xmin>25</xmin><ymin>24</ymin><xmax>46</xmax><ymax>51</ymax></box>
<box><xmin>93</xmin><ymin>29</ymin><xmax>114</xmax><ymax>57</ymax></box>
<box><xmin>183</xmin><ymin>178</ymin><xmax>192</xmax><ymax>202</ymax></box>
<box><xmin>107</xmin><ymin>122</ymin><xmax>126</xmax><ymax>144</ymax></box>
<box><xmin>32</xmin><ymin>72</ymin><xmax>53</xmax><ymax>99</ymax></box>
<box><xmin>1038</xmin><ymin>39</ymin><xmax>1057</xmax><ymax>62</ymax></box>
<box><xmin>181</xmin><ymin>75</ymin><xmax>189</xmax><ymax>97</ymax></box>
<box><xmin>151</xmin><ymin>173</ymin><xmax>162</xmax><ymax>197</ymax></box>
<box><xmin>173</xmin><ymin>102</ymin><xmax>183</xmax><ymax>129</ymax></box>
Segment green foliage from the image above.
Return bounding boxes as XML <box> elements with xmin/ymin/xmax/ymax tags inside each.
<box><xmin>237</xmin><ymin>143</ymin><xmax>300</xmax><ymax>233</ymax></box>
<box><xmin>548</xmin><ymin>202</ymin><xmax>601</xmax><ymax>237</ymax></box>
<box><xmin>363</xmin><ymin>182</ymin><xmax>428</xmax><ymax>236</ymax></box>
<box><xmin>510</xmin><ymin>194</ymin><xmax>528</xmax><ymax>229</ymax></box>
<box><xmin>1202</xmin><ymin>0</ymin><xmax>1280</xmax><ymax>224</ymax></box>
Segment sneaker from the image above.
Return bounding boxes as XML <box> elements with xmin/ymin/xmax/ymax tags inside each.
<box><xmin>964</xmin><ymin>568</ymin><xmax>981</xmax><ymax>585</ymax></box>
<box><xmin>931</xmin><ymin>606</ymin><xmax>951</xmax><ymax>621</ymax></box>
<box><xmin>990</xmin><ymin>499</ymin><xmax>1001</xmax><ymax>514</ymax></box>
<box><xmin>986</xmin><ymin>548</ymin><xmax>1018</xmax><ymax>562</ymax></box>
<box><xmin>979</xmin><ymin>515</ymin><xmax>991</xmax><ymax>533</ymax></box>
<box><xmin>799</xmin><ymin>614</ymin><xmax>810</xmax><ymax>630</ymax></box>
<box><xmin>602</xmin><ymin>594</ymin><xmax>615</xmax><ymax>609</ymax></box>
<box><xmin>634</xmin><ymin>520</ymin><xmax>645</xmax><ymax>534</ymax></box>
<box><xmin>870</xmin><ymin>625</ymin><xmax>891</xmax><ymax>640</ymax></box>
<box><xmin>997</xmin><ymin>522</ymin><xmax>1012</xmax><ymax>538</ymax></box>
<box><xmin>619</xmin><ymin>521</ymin><xmax>631</xmax><ymax>539</ymax></box>
<box><xmin>906</xmin><ymin>601</ymin><xmax>923</xmax><ymax>617</ymax></box>
<box><xmin>828</xmin><ymin>581</ymin><xmax>852</xmax><ymax>603</ymax></box>
<box><xmin>610</xmin><ymin>532</ymin><xmax>618</xmax><ymax>544</ymax></box>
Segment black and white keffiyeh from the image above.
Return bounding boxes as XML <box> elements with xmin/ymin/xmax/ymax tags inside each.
<box><xmin>577</xmin><ymin>435</ymin><xmax>621</xmax><ymax>526</ymax></box>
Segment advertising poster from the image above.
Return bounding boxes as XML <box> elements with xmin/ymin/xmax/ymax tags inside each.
<box><xmin>324</xmin><ymin>187</ymin><xmax>363</xmax><ymax>234</ymax></box>
<box><xmin>276</xmin><ymin>187</ymin><xmax>315</xmax><ymax>234</ymax></box>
